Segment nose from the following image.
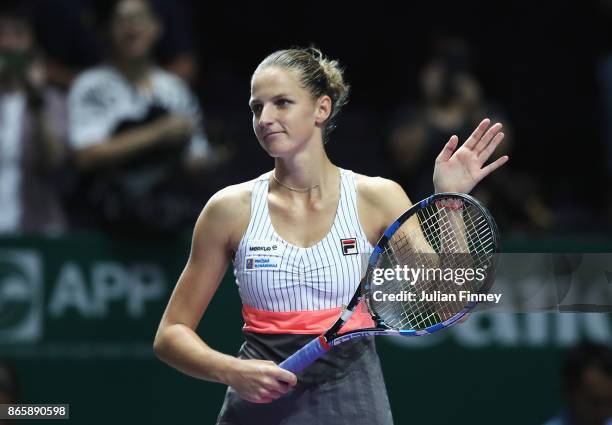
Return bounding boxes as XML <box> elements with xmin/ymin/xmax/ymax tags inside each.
<box><xmin>258</xmin><ymin>104</ymin><xmax>275</xmax><ymax>127</ymax></box>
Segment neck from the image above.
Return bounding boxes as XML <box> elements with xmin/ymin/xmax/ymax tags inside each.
<box><xmin>112</xmin><ymin>56</ymin><xmax>152</xmax><ymax>84</ymax></box>
<box><xmin>272</xmin><ymin>143</ymin><xmax>336</xmax><ymax>194</ymax></box>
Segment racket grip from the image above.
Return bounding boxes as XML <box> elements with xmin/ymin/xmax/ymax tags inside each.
<box><xmin>279</xmin><ymin>336</ymin><xmax>329</xmax><ymax>373</ymax></box>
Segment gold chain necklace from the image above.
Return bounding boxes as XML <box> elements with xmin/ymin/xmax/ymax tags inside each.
<box><xmin>271</xmin><ymin>172</ymin><xmax>320</xmax><ymax>193</ymax></box>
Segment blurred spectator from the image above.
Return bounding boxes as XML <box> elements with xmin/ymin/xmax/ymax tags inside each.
<box><xmin>386</xmin><ymin>36</ymin><xmax>554</xmax><ymax>234</ymax></box>
<box><xmin>0</xmin><ymin>361</ymin><xmax>18</xmax><ymax>403</ymax></box>
<box><xmin>597</xmin><ymin>16</ymin><xmax>612</xmax><ymax>228</ymax></box>
<box><xmin>66</xmin><ymin>0</ymin><xmax>227</xmax><ymax>234</ymax></box>
<box><xmin>600</xmin><ymin>59</ymin><xmax>612</xmax><ymax>176</ymax></box>
<box><xmin>0</xmin><ymin>361</ymin><xmax>19</xmax><ymax>425</ymax></box>
<box><xmin>0</xmin><ymin>2</ymin><xmax>68</xmax><ymax>235</ymax></box>
<box><xmin>32</xmin><ymin>0</ymin><xmax>199</xmax><ymax>88</ymax></box>
<box><xmin>544</xmin><ymin>342</ymin><xmax>612</xmax><ymax>425</ymax></box>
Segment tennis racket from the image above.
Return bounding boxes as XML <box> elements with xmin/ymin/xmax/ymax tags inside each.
<box><xmin>279</xmin><ymin>192</ymin><xmax>499</xmax><ymax>373</ymax></box>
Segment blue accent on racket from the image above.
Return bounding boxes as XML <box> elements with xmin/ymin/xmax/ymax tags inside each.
<box><xmin>279</xmin><ymin>337</ymin><xmax>328</xmax><ymax>373</ymax></box>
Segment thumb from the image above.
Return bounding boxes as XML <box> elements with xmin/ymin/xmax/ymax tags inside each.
<box><xmin>436</xmin><ymin>135</ymin><xmax>458</xmax><ymax>163</ymax></box>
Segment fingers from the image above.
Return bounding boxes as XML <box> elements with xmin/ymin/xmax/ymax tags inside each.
<box><xmin>463</xmin><ymin>118</ymin><xmax>490</xmax><ymax>149</ymax></box>
<box><xmin>264</xmin><ymin>377</ymin><xmax>294</xmax><ymax>393</ymax></box>
<box><xmin>436</xmin><ymin>135</ymin><xmax>458</xmax><ymax>163</ymax></box>
<box><xmin>251</xmin><ymin>388</ymin><xmax>286</xmax><ymax>403</ymax></box>
<box><xmin>266</xmin><ymin>386</ymin><xmax>289</xmax><ymax>398</ymax></box>
<box><xmin>249</xmin><ymin>375</ymin><xmax>293</xmax><ymax>403</ymax></box>
<box><xmin>478</xmin><ymin>132</ymin><xmax>505</xmax><ymax>162</ymax></box>
<box><xmin>474</xmin><ymin>123</ymin><xmax>503</xmax><ymax>155</ymax></box>
<box><xmin>231</xmin><ymin>359</ymin><xmax>299</xmax><ymax>404</ymax></box>
<box><xmin>247</xmin><ymin>392</ymin><xmax>276</xmax><ymax>404</ymax></box>
<box><xmin>257</xmin><ymin>365</ymin><xmax>296</xmax><ymax>401</ymax></box>
<box><xmin>253</xmin><ymin>397</ymin><xmax>275</xmax><ymax>404</ymax></box>
<box><xmin>269</xmin><ymin>366</ymin><xmax>298</xmax><ymax>386</ymax></box>
<box><xmin>480</xmin><ymin>155</ymin><xmax>509</xmax><ymax>179</ymax></box>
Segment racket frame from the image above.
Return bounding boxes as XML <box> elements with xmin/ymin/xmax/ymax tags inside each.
<box><xmin>279</xmin><ymin>192</ymin><xmax>499</xmax><ymax>372</ymax></box>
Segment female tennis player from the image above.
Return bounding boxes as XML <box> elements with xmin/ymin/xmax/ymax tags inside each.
<box><xmin>153</xmin><ymin>47</ymin><xmax>508</xmax><ymax>425</ymax></box>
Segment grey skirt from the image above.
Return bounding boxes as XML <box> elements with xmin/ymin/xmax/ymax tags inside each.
<box><xmin>216</xmin><ymin>332</ymin><xmax>394</xmax><ymax>425</ymax></box>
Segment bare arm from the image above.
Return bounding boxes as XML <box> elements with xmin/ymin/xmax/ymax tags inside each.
<box><xmin>153</xmin><ymin>186</ymin><xmax>296</xmax><ymax>403</ymax></box>
<box><xmin>358</xmin><ymin>177</ymin><xmax>471</xmax><ymax>321</ymax></box>
<box><xmin>31</xmin><ymin>101</ymin><xmax>67</xmax><ymax>173</ymax></box>
<box><xmin>153</xmin><ymin>189</ymin><xmax>236</xmax><ymax>381</ymax></box>
<box><xmin>357</xmin><ymin>176</ymin><xmax>433</xmax><ymax>254</ymax></box>
<box><xmin>75</xmin><ymin>115</ymin><xmax>192</xmax><ymax>171</ymax></box>
<box><xmin>24</xmin><ymin>61</ymin><xmax>67</xmax><ymax>173</ymax></box>
<box><xmin>362</xmin><ymin>116</ymin><xmax>510</xmax><ymax>254</ymax></box>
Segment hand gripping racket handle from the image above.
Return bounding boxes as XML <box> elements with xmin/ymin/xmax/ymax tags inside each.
<box><xmin>279</xmin><ymin>336</ymin><xmax>330</xmax><ymax>373</ymax></box>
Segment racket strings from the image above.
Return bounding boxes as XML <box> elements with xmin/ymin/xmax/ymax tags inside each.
<box><xmin>369</xmin><ymin>199</ymin><xmax>496</xmax><ymax>331</ymax></box>
<box><xmin>378</xmin><ymin>232</ymin><xmax>440</xmax><ymax>330</ymax></box>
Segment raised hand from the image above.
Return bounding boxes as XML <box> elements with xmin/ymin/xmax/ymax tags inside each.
<box><xmin>432</xmin><ymin>118</ymin><xmax>509</xmax><ymax>194</ymax></box>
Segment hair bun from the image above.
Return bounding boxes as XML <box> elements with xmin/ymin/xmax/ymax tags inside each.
<box><xmin>256</xmin><ymin>46</ymin><xmax>351</xmax><ymax>142</ymax></box>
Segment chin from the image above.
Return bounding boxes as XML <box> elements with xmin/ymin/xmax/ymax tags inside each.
<box><xmin>259</xmin><ymin>139</ymin><xmax>297</xmax><ymax>158</ymax></box>
<box><xmin>118</xmin><ymin>44</ymin><xmax>152</xmax><ymax>59</ymax></box>
<box><xmin>260</xmin><ymin>142</ymin><xmax>289</xmax><ymax>158</ymax></box>
<box><xmin>257</xmin><ymin>131</ymin><xmax>312</xmax><ymax>157</ymax></box>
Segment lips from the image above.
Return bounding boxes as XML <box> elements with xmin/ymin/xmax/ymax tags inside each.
<box><xmin>263</xmin><ymin>131</ymin><xmax>284</xmax><ymax>140</ymax></box>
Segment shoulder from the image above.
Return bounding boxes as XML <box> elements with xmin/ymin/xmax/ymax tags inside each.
<box><xmin>353</xmin><ymin>173</ymin><xmax>413</xmax><ymax>240</ymax></box>
<box><xmin>151</xmin><ymin>68</ymin><xmax>198</xmax><ymax>110</ymax></box>
<box><xmin>203</xmin><ymin>180</ymin><xmax>253</xmax><ymax>219</ymax></box>
<box><xmin>354</xmin><ymin>173</ymin><xmax>412</xmax><ymax>208</ymax></box>
<box><xmin>70</xmin><ymin>66</ymin><xmax>118</xmax><ymax>92</ymax></box>
<box><xmin>194</xmin><ymin>175</ymin><xmax>265</xmax><ymax>251</ymax></box>
<box><xmin>152</xmin><ymin>67</ymin><xmax>191</xmax><ymax>94</ymax></box>
<box><xmin>68</xmin><ymin>66</ymin><xmax>122</xmax><ymax>104</ymax></box>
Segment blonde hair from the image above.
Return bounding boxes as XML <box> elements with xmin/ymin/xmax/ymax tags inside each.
<box><xmin>255</xmin><ymin>47</ymin><xmax>350</xmax><ymax>143</ymax></box>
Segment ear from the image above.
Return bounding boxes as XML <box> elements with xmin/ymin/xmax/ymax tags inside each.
<box><xmin>314</xmin><ymin>95</ymin><xmax>332</xmax><ymax>124</ymax></box>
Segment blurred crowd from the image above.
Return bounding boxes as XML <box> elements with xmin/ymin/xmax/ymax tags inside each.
<box><xmin>0</xmin><ymin>0</ymin><xmax>609</xmax><ymax>239</ymax></box>
<box><xmin>544</xmin><ymin>342</ymin><xmax>612</xmax><ymax>425</ymax></box>
<box><xmin>0</xmin><ymin>361</ymin><xmax>18</xmax><ymax>425</ymax></box>
<box><xmin>0</xmin><ymin>0</ymin><xmax>229</xmax><ymax>236</ymax></box>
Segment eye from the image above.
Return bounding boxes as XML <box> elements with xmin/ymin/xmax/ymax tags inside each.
<box><xmin>275</xmin><ymin>99</ymin><xmax>291</xmax><ymax>107</ymax></box>
<box><xmin>250</xmin><ymin>104</ymin><xmax>262</xmax><ymax>114</ymax></box>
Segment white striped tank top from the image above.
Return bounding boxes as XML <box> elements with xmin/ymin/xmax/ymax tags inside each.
<box><xmin>233</xmin><ymin>169</ymin><xmax>375</xmax><ymax>334</ymax></box>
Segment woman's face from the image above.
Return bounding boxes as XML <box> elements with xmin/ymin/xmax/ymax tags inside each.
<box><xmin>250</xmin><ymin>67</ymin><xmax>327</xmax><ymax>157</ymax></box>
<box><xmin>110</xmin><ymin>0</ymin><xmax>160</xmax><ymax>61</ymax></box>
<box><xmin>0</xmin><ymin>17</ymin><xmax>32</xmax><ymax>54</ymax></box>
<box><xmin>0</xmin><ymin>17</ymin><xmax>33</xmax><ymax>79</ymax></box>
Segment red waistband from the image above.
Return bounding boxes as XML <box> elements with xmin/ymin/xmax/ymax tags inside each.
<box><xmin>242</xmin><ymin>303</ymin><xmax>375</xmax><ymax>334</ymax></box>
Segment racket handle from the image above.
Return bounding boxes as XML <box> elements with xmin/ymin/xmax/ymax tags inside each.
<box><xmin>279</xmin><ymin>336</ymin><xmax>329</xmax><ymax>373</ymax></box>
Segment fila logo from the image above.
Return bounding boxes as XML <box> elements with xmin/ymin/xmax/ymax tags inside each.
<box><xmin>341</xmin><ymin>238</ymin><xmax>358</xmax><ymax>256</ymax></box>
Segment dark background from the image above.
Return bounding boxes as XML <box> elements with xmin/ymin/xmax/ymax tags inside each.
<box><xmin>30</xmin><ymin>0</ymin><xmax>612</xmax><ymax>232</ymax></box>
<box><xmin>191</xmin><ymin>0</ymin><xmax>602</xmax><ymax>197</ymax></box>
